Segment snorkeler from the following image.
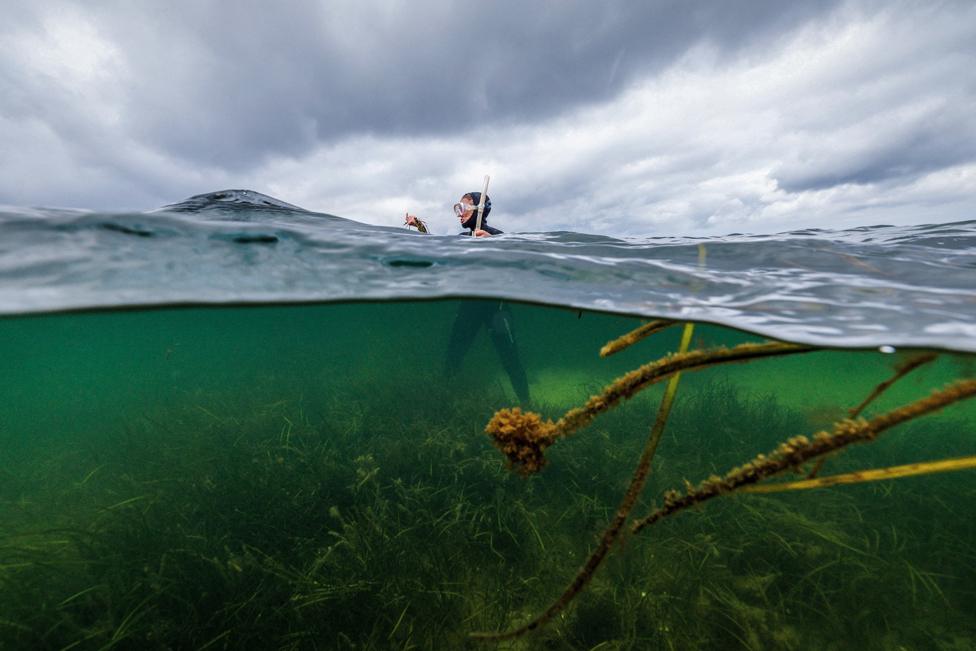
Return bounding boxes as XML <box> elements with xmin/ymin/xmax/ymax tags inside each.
<box><xmin>405</xmin><ymin>192</ymin><xmax>499</xmax><ymax>237</ymax></box>
<box><xmin>404</xmin><ymin>192</ymin><xmax>531</xmax><ymax>405</ymax></box>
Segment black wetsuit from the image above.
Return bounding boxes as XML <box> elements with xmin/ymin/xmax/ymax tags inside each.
<box><xmin>460</xmin><ymin>224</ymin><xmax>503</xmax><ymax>236</ymax></box>
<box><xmin>446</xmin><ymin>223</ymin><xmax>530</xmax><ymax>404</ymax></box>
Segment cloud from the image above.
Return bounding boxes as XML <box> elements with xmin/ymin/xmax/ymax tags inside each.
<box><xmin>2</xmin><ymin>1</ymin><xmax>845</xmax><ymax>168</ymax></box>
<box><xmin>253</xmin><ymin>3</ymin><xmax>975</xmax><ymax>236</ymax></box>
<box><xmin>0</xmin><ymin>0</ymin><xmax>973</xmax><ymax>236</ymax></box>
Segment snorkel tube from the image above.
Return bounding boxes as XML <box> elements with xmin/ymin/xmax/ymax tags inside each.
<box><xmin>475</xmin><ymin>175</ymin><xmax>490</xmax><ymax>233</ymax></box>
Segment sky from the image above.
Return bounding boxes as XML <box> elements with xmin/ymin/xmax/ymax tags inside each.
<box><xmin>1</xmin><ymin>0</ymin><xmax>974</xmax><ymax>237</ymax></box>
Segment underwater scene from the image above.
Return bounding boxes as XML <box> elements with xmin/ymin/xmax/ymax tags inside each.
<box><xmin>1</xmin><ymin>192</ymin><xmax>975</xmax><ymax>649</ymax></box>
<box><xmin>1</xmin><ymin>300</ymin><xmax>975</xmax><ymax>650</ymax></box>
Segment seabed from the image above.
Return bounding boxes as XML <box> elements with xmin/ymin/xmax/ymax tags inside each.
<box><xmin>1</xmin><ymin>300</ymin><xmax>974</xmax><ymax>650</ymax></box>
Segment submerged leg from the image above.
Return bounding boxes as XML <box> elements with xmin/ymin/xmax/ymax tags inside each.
<box><xmin>488</xmin><ymin>303</ymin><xmax>531</xmax><ymax>405</ymax></box>
<box><xmin>443</xmin><ymin>300</ymin><xmax>493</xmax><ymax>378</ymax></box>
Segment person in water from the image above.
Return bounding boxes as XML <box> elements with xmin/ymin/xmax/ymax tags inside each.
<box><xmin>404</xmin><ymin>193</ymin><xmax>531</xmax><ymax>404</ymax></box>
<box><xmin>405</xmin><ymin>192</ymin><xmax>499</xmax><ymax>237</ymax></box>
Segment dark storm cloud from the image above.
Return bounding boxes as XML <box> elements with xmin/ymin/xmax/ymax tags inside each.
<box><xmin>67</xmin><ymin>0</ymin><xmax>846</xmax><ymax>168</ymax></box>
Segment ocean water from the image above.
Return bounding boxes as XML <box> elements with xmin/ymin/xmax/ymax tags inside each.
<box><xmin>1</xmin><ymin>191</ymin><xmax>974</xmax><ymax>649</ymax></box>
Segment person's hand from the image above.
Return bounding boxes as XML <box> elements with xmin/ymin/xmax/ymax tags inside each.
<box><xmin>473</xmin><ymin>229</ymin><xmax>492</xmax><ymax>238</ymax></box>
<box><xmin>404</xmin><ymin>213</ymin><xmax>419</xmax><ymax>227</ymax></box>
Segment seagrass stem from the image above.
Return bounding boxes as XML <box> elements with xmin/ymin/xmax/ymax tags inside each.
<box><xmin>631</xmin><ymin>379</ymin><xmax>976</xmax><ymax>534</ymax></box>
<box><xmin>849</xmin><ymin>352</ymin><xmax>937</xmax><ymax>418</ymax></box>
<box><xmin>486</xmin><ymin>341</ymin><xmax>814</xmax><ymax>474</ymax></box>
<box><xmin>472</xmin><ymin>324</ymin><xmax>697</xmax><ymax>641</ymax></box>
<box><xmin>599</xmin><ymin>319</ymin><xmax>676</xmax><ymax>357</ymax></box>
<box><xmin>808</xmin><ymin>352</ymin><xmax>937</xmax><ymax>479</ymax></box>
<box><xmin>743</xmin><ymin>455</ymin><xmax>976</xmax><ymax>493</ymax></box>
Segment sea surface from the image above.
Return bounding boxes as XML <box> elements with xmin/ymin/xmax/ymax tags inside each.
<box><xmin>1</xmin><ymin>190</ymin><xmax>974</xmax><ymax>649</ymax></box>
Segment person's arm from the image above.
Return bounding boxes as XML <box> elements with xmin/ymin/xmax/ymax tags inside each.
<box><xmin>468</xmin><ymin>224</ymin><xmax>502</xmax><ymax>237</ymax></box>
<box><xmin>460</xmin><ymin>224</ymin><xmax>503</xmax><ymax>237</ymax></box>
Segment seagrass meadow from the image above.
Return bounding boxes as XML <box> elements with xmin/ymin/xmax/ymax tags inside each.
<box><xmin>1</xmin><ymin>299</ymin><xmax>975</xmax><ymax>650</ymax></box>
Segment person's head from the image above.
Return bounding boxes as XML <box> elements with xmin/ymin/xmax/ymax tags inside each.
<box><xmin>455</xmin><ymin>192</ymin><xmax>491</xmax><ymax>230</ymax></box>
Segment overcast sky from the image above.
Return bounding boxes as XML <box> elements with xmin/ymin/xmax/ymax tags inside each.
<box><xmin>1</xmin><ymin>0</ymin><xmax>974</xmax><ymax>236</ymax></box>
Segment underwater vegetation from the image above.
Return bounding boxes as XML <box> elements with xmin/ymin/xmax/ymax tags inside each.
<box><xmin>477</xmin><ymin>319</ymin><xmax>976</xmax><ymax>644</ymax></box>
<box><xmin>0</xmin><ymin>302</ymin><xmax>975</xmax><ymax>650</ymax></box>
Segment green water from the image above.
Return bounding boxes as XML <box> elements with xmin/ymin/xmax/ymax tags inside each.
<box><xmin>1</xmin><ymin>300</ymin><xmax>974</xmax><ymax>650</ymax></box>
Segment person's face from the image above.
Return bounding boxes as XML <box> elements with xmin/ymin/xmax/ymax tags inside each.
<box><xmin>458</xmin><ymin>196</ymin><xmax>475</xmax><ymax>225</ymax></box>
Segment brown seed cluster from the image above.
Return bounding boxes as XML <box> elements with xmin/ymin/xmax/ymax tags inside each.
<box><xmin>484</xmin><ymin>408</ymin><xmax>558</xmax><ymax>475</ymax></box>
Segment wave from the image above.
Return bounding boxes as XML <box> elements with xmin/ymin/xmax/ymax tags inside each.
<box><xmin>1</xmin><ymin>189</ymin><xmax>974</xmax><ymax>352</ymax></box>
